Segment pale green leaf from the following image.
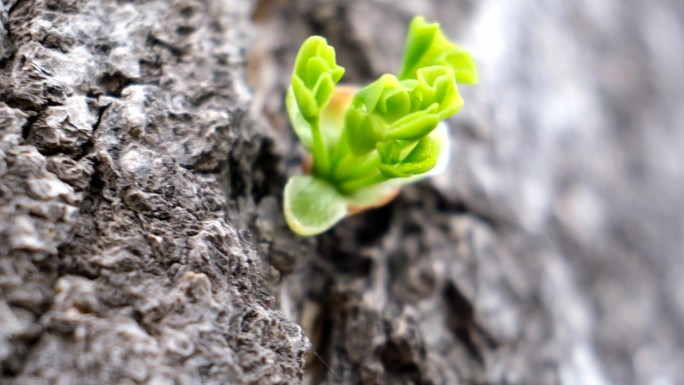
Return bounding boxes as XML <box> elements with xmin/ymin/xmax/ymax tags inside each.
<box><xmin>283</xmin><ymin>175</ymin><xmax>348</xmax><ymax>236</ymax></box>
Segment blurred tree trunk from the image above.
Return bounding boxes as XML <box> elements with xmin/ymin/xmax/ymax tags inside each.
<box><xmin>251</xmin><ymin>1</ymin><xmax>684</xmax><ymax>385</ymax></box>
<box><xmin>2</xmin><ymin>0</ymin><xmax>683</xmax><ymax>385</ymax></box>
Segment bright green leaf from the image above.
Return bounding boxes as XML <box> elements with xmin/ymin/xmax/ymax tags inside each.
<box><xmin>438</xmin><ymin>50</ymin><xmax>478</xmax><ymax>84</ymax></box>
<box><xmin>398</xmin><ymin>16</ymin><xmax>478</xmax><ymax>85</ymax></box>
<box><xmin>353</xmin><ymin>74</ymin><xmax>400</xmax><ymax>114</ymax></box>
<box><xmin>384</xmin><ymin>89</ymin><xmax>411</xmax><ymax>113</ymax></box>
<box><xmin>306</xmin><ymin>57</ymin><xmax>332</xmax><ymax>87</ymax></box>
<box><xmin>291</xmin><ymin>75</ymin><xmax>319</xmax><ymax>121</ymax></box>
<box><xmin>385</xmin><ymin>111</ymin><xmax>439</xmax><ymax>140</ymax></box>
<box><xmin>345</xmin><ymin>109</ymin><xmax>381</xmax><ymax>155</ymax></box>
<box><xmin>399</xmin><ymin>18</ymin><xmax>438</xmax><ymax>78</ymax></box>
<box><xmin>378</xmin><ymin>135</ymin><xmax>438</xmax><ymax>177</ymax></box>
<box><xmin>289</xmin><ymin>36</ymin><xmax>345</xmax><ymax>124</ymax></box>
<box><xmin>294</xmin><ymin>37</ymin><xmax>324</xmax><ymax>80</ymax></box>
<box><xmin>376</xmin><ymin>140</ymin><xmax>404</xmax><ymax>165</ymax></box>
<box><xmin>313</xmin><ymin>73</ymin><xmax>335</xmax><ymax>108</ymax></box>
<box><xmin>414</xmin><ymin>66</ymin><xmax>464</xmax><ymax>119</ymax></box>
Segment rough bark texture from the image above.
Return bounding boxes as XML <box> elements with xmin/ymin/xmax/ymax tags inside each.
<box><xmin>2</xmin><ymin>0</ymin><xmax>683</xmax><ymax>385</ymax></box>
<box><xmin>0</xmin><ymin>0</ymin><xmax>308</xmax><ymax>384</ymax></box>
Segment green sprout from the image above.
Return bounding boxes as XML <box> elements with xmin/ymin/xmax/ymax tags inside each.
<box><xmin>284</xmin><ymin>16</ymin><xmax>478</xmax><ymax>236</ymax></box>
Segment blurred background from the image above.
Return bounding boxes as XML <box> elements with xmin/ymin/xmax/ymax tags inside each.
<box><xmin>249</xmin><ymin>0</ymin><xmax>684</xmax><ymax>384</ymax></box>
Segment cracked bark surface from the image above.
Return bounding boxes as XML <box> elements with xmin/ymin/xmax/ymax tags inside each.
<box><xmin>1</xmin><ymin>0</ymin><xmax>307</xmax><ymax>384</ymax></box>
<box><xmin>2</xmin><ymin>0</ymin><xmax>683</xmax><ymax>385</ymax></box>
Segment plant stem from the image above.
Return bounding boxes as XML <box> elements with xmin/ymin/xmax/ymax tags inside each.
<box><xmin>339</xmin><ymin>173</ymin><xmax>389</xmax><ymax>194</ymax></box>
<box><xmin>310</xmin><ymin>119</ymin><xmax>330</xmax><ymax>176</ymax></box>
<box><xmin>329</xmin><ymin>128</ymin><xmax>349</xmax><ymax>175</ymax></box>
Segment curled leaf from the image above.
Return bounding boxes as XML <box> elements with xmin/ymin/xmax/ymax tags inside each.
<box><xmin>414</xmin><ymin>66</ymin><xmax>464</xmax><ymax>119</ymax></box>
<box><xmin>378</xmin><ymin>135</ymin><xmax>439</xmax><ymax>177</ymax></box>
<box><xmin>287</xmin><ymin>36</ymin><xmax>346</xmax><ymax>146</ymax></box>
<box><xmin>398</xmin><ymin>16</ymin><xmax>478</xmax><ymax>84</ymax></box>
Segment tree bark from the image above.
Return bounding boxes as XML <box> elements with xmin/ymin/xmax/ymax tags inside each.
<box><xmin>1</xmin><ymin>0</ymin><xmax>308</xmax><ymax>384</ymax></box>
<box><xmin>2</xmin><ymin>0</ymin><xmax>683</xmax><ymax>385</ymax></box>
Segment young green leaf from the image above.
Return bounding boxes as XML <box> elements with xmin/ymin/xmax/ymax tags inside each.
<box><xmin>397</xmin><ymin>16</ymin><xmax>478</xmax><ymax>84</ymax></box>
<box><xmin>287</xmin><ymin>37</ymin><xmax>345</xmax><ymax>149</ymax></box>
<box><xmin>345</xmin><ymin>108</ymin><xmax>381</xmax><ymax>155</ymax></box>
<box><xmin>385</xmin><ymin>111</ymin><xmax>440</xmax><ymax>140</ymax></box>
<box><xmin>414</xmin><ymin>66</ymin><xmax>464</xmax><ymax>119</ymax></box>
<box><xmin>284</xmin><ymin>175</ymin><xmax>348</xmax><ymax>236</ymax></box>
<box><xmin>291</xmin><ymin>75</ymin><xmax>320</xmax><ymax>121</ymax></box>
<box><xmin>378</xmin><ymin>135</ymin><xmax>439</xmax><ymax>178</ymax></box>
<box><xmin>376</xmin><ymin>139</ymin><xmax>405</xmax><ymax>165</ymax></box>
<box><xmin>288</xmin><ymin>36</ymin><xmax>346</xmax><ymax>177</ymax></box>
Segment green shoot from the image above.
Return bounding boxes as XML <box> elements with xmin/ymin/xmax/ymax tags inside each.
<box><xmin>284</xmin><ymin>16</ymin><xmax>478</xmax><ymax>236</ymax></box>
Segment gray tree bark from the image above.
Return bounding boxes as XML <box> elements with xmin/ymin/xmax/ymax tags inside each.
<box><xmin>0</xmin><ymin>0</ymin><xmax>308</xmax><ymax>384</ymax></box>
<box><xmin>2</xmin><ymin>0</ymin><xmax>683</xmax><ymax>385</ymax></box>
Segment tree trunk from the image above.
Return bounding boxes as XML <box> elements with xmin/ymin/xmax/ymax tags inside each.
<box><xmin>0</xmin><ymin>0</ymin><xmax>308</xmax><ymax>384</ymax></box>
<box><xmin>2</xmin><ymin>0</ymin><xmax>683</xmax><ymax>385</ymax></box>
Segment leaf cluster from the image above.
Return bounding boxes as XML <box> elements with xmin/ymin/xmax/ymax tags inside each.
<box><xmin>284</xmin><ymin>17</ymin><xmax>478</xmax><ymax>236</ymax></box>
